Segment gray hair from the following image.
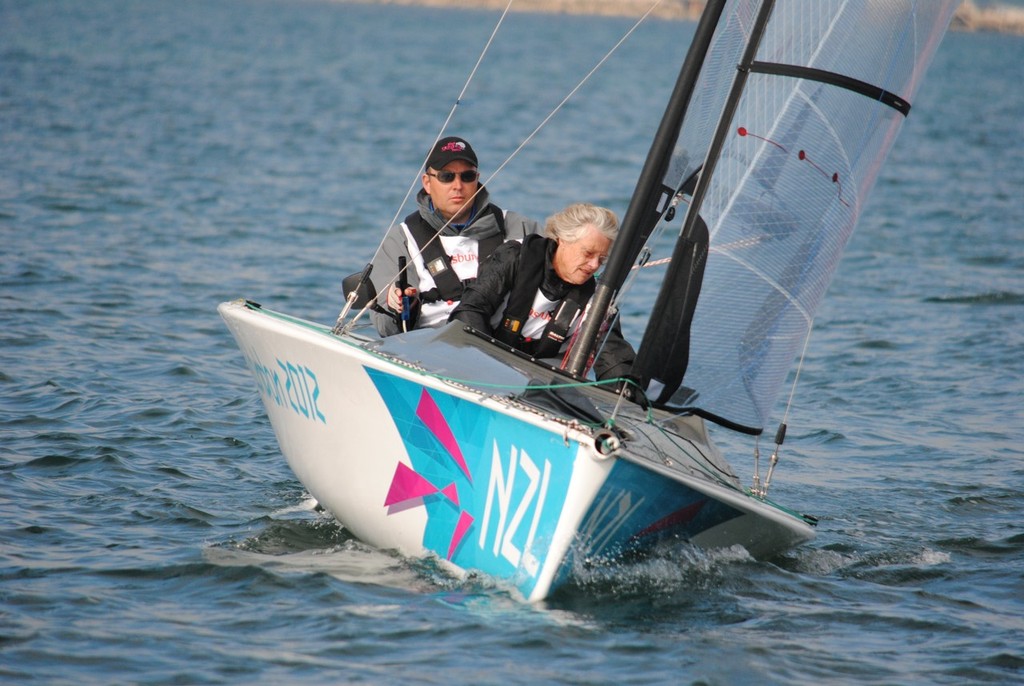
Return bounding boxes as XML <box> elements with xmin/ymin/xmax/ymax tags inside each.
<box><xmin>544</xmin><ymin>203</ymin><xmax>619</xmax><ymax>243</ymax></box>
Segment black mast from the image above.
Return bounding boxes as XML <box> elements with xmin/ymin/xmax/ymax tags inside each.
<box><xmin>631</xmin><ymin>0</ymin><xmax>779</xmax><ymax>404</ymax></box>
<box><xmin>564</xmin><ymin>0</ymin><xmax>729</xmax><ymax>376</ymax></box>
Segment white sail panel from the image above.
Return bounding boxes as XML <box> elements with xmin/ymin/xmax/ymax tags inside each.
<box><xmin>652</xmin><ymin>0</ymin><xmax>958</xmax><ymax>430</ymax></box>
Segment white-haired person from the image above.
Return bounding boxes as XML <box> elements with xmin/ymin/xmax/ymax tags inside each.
<box><xmin>450</xmin><ymin>202</ymin><xmax>635</xmax><ymax>382</ymax></box>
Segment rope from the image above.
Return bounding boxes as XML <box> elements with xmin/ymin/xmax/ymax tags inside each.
<box><xmin>343</xmin><ymin>0</ymin><xmax>517</xmax><ymax>328</ymax></box>
<box><xmin>754</xmin><ymin>323</ymin><xmax>814</xmax><ymax>497</ymax></box>
<box><xmin>481</xmin><ymin>0</ymin><xmax>666</xmax><ymax>189</ymax></box>
<box><xmin>376</xmin><ymin>0</ymin><xmax>516</xmax><ymax>253</ymax></box>
<box><xmin>780</xmin><ymin>327</ymin><xmax>813</xmax><ymax>430</ymax></box>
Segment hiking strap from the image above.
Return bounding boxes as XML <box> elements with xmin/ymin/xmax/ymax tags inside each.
<box><xmin>404</xmin><ymin>205</ymin><xmax>506</xmax><ymax>304</ymax></box>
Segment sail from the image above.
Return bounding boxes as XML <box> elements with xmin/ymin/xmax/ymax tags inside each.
<box><xmin>630</xmin><ymin>0</ymin><xmax>959</xmax><ymax>432</ymax></box>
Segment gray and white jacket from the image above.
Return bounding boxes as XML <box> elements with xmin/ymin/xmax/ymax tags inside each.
<box><xmin>370</xmin><ymin>186</ymin><xmax>541</xmax><ymax>337</ymax></box>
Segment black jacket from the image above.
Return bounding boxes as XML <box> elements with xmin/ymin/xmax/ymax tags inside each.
<box><xmin>450</xmin><ymin>237</ymin><xmax>635</xmax><ymax>381</ymax></box>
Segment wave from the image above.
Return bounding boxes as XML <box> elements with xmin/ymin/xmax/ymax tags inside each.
<box><xmin>924</xmin><ymin>291</ymin><xmax>1024</xmax><ymax>305</ymax></box>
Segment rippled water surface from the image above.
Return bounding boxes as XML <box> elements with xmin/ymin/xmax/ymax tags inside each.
<box><xmin>2</xmin><ymin>1</ymin><xmax>1022</xmax><ymax>684</ymax></box>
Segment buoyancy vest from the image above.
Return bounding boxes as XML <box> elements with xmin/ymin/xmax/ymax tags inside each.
<box><xmin>495</xmin><ymin>235</ymin><xmax>596</xmax><ymax>359</ymax></box>
<box><xmin>403</xmin><ymin>205</ymin><xmax>506</xmax><ymax>305</ymax></box>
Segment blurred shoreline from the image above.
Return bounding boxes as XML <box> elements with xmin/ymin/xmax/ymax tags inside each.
<box><xmin>345</xmin><ymin>0</ymin><xmax>1024</xmax><ymax>35</ymax></box>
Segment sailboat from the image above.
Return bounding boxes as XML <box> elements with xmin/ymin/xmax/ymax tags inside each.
<box><xmin>220</xmin><ymin>0</ymin><xmax>958</xmax><ymax>601</ymax></box>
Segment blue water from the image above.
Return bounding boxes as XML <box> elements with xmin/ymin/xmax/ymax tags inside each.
<box><xmin>3</xmin><ymin>1</ymin><xmax>1022</xmax><ymax>683</ymax></box>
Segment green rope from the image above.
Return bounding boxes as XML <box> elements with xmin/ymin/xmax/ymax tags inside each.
<box><xmin>410</xmin><ymin>366</ymin><xmax>656</xmax><ymax>428</ymax></box>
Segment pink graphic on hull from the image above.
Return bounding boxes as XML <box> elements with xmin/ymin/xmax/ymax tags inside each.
<box><xmin>441</xmin><ymin>483</ymin><xmax>460</xmax><ymax>507</ymax></box>
<box><xmin>632</xmin><ymin>500</ymin><xmax>706</xmax><ymax>540</ymax></box>
<box><xmin>448</xmin><ymin>510</ymin><xmax>474</xmax><ymax>560</ymax></box>
<box><xmin>416</xmin><ymin>389</ymin><xmax>472</xmax><ymax>482</ymax></box>
<box><xmin>384</xmin><ymin>462</ymin><xmax>459</xmax><ymax>507</ymax></box>
<box><xmin>383</xmin><ymin>388</ymin><xmax>475</xmax><ymax>560</ymax></box>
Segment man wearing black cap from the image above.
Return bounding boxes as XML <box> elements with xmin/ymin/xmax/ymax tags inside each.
<box><xmin>371</xmin><ymin>135</ymin><xmax>541</xmax><ymax>336</ymax></box>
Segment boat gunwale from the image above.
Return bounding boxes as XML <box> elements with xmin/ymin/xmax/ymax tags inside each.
<box><xmin>220</xmin><ymin>299</ymin><xmax>815</xmax><ymax>535</ymax></box>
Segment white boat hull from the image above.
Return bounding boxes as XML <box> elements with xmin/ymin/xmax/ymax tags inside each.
<box><xmin>219</xmin><ymin>299</ymin><xmax>815</xmax><ymax>600</ymax></box>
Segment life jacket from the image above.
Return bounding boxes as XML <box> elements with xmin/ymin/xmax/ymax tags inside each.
<box><xmin>403</xmin><ymin>205</ymin><xmax>506</xmax><ymax>305</ymax></box>
<box><xmin>495</xmin><ymin>235</ymin><xmax>596</xmax><ymax>359</ymax></box>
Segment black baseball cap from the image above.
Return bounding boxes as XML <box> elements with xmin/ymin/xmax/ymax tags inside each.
<box><xmin>426</xmin><ymin>136</ymin><xmax>478</xmax><ymax>170</ymax></box>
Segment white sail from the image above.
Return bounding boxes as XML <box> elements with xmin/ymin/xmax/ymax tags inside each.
<box><xmin>636</xmin><ymin>0</ymin><xmax>959</xmax><ymax>431</ymax></box>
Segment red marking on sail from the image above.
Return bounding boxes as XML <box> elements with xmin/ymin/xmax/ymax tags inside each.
<box><xmin>415</xmin><ymin>389</ymin><xmax>472</xmax><ymax>482</ymax></box>
<box><xmin>737</xmin><ymin>125</ymin><xmax>787</xmax><ymax>151</ymax></box>
<box><xmin>736</xmin><ymin>126</ymin><xmax>850</xmax><ymax>208</ymax></box>
<box><xmin>383</xmin><ymin>462</ymin><xmax>439</xmax><ymax>507</ymax></box>
<box><xmin>798</xmin><ymin>150</ymin><xmax>851</xmax><ymax>207</ymax></box>
<box><xmin>447</xmin><ymin>510</ymin><xmax>474</xmax><ymax>560</ymax></box>
<box><xmin>633</xmin><ymin>500</ymin><xmax>706</xmax><ymax>539</ymax></box>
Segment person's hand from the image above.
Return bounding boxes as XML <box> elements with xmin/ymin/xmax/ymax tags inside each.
<box><xmin>386</xmin><ymin>286</ymin><xmax>418</xmax><ymax>313</ymax></box>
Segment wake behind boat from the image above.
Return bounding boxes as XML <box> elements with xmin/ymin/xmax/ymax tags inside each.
<box><xmin>220</xmin><ymin>0</ymin><xmax>958</xmax><ymax>601</ymax></box>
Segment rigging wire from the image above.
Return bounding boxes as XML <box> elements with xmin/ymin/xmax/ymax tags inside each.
<box><xmin>337</xmin><ymin>0</ymin><xmax>515</xmax><ymax>330</ymax></box>
<box><xmin>755</xmin><ymin>323</ymin><xmax>814</xmax><ymax>497</ymax></box>
<box><xmin>372</xmin><ymin>0</ymin><xmax>516</xmax><ymax>266</ymax></box>
<box><xmin>480</xmin><ymin>0</ymin><xmax>666</xmax><ymax>192</ymax></box>
<box><xmin>342</xmin><ymin>0</ymin><xmax>667</xmax><ymax>330</ymax></box>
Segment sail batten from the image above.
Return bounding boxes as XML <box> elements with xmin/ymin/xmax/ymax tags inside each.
<box><xmin>748</xmin><ymin>62</ymin><xmax>912</xmax><ymax>115</ymax></box>
<box><xmin>624</xmin><ymin>0</ymin><xmax>958</xmax><ymax>432</ymax></box>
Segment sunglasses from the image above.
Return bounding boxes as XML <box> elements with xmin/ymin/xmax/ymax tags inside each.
<box><xmin>426</xmin><ymin>169</ymin><xmax>479</xmax><ymax>184</ymax></box>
